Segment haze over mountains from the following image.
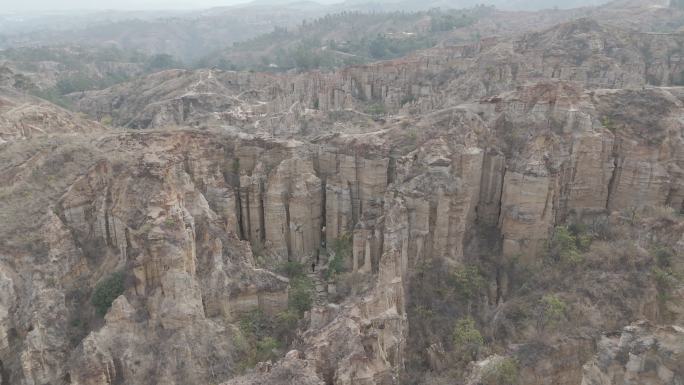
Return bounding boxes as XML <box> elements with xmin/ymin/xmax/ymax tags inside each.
<box><xmin>1</xmin><ymin>0</ymin><xmax>614</xmax><ymax>13</ymax></box>
<box><xmin>0</xmin><ymin>0</ymin><xmax>636</xmax><ymax>68</ymax></box>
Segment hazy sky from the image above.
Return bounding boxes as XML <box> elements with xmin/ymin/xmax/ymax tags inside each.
<box><xmin>0</xmin><ymin>0</ymin><xmax>613</xmax><ymax>14</ymax></box>
<box><xmin>0</xmin><ymin>0</ymin><xmax>254</xmax><ymax>12</ymax></box>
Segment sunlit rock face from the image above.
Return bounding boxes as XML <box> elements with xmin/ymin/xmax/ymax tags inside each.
<box><xmin>580</xmin><ymin>321</ymin><xmax>684</xmax><ymax>385</ymax></box>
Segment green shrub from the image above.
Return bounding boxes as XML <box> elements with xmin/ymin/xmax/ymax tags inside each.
<box><xmin>91</xmin><ymin>271</ymin><xmax>125</xmax><ymax>316</ymax></box>
<box><xmin>365</xmin><ymin>103</ymin><xmax>386</xmax><ymax>115</ymax></box>
<box><xmin>330</xmin><ymin>233</ymin><xmax>352</xmax><ymax>258</ymax></box>
<box><xmin>430</xmin><ymin>12</ymin><xmax>476</xmax><ymax>32</ymax></box>
<box><xmin>452</xmin><ymin>317</ymin><xmax>484</xmax><ymax>361</ymax></box>
<box><xmin>653</xmin><ymin>243</ymin><xmax>682</xmax><ymax>292</ymax></box>
<box><xmin>453</xmin><ymin>317</ymin><xmax>484</xmax><ymax>346</ymax></box>
<box><xmin>654</xmin><ymin>247</ymin><xmax>674</xmax><ymax>268</ymax></box>
<box><xmin>288</xmin><ymin>276</ymin><xmax>313</xmax><ymax>316</ymax></box>
<box><xmin>482</xmin><ymin>357</ymin><xmax>519</xmax><ymax>385</ymax></box>
<box><xmin>100</xmin><ymin>115</ymin><xmax>113</xmax><ymax>126</ymax></box>
<box><xmin>145</xmin><ymin>54</ymin><xmax>179</xmax><ymax>71</ymax></box>
<box><xmin>236</xmin><ymin>310</ymin><xmax>289</xmax><ymax>368</ymax></box>
<box><xmin>548</xmin><ymin>226</ymin><xmax>590</xmax><ymax>266</ymax></box>
<box><xmin>278</xmin><ymin>260</ymin><xmax>307</xmax><ymax>279</ymax></box>
<box><xmin>239</xmin><ymin>309</ymin><xmax>270</xmax><ymax>337</ymax></box>
<box><xmin>450</xmin><ymin>265</ymin><xmax>485</xmax><ymax>300</ymax></box>
<box><xmin>401</xmin><ymin>94</ymin><xmax>416</xmax><ymax>106</ymax></box>
<box><xmin>413</xmin><ymin>304</ymin><xmax>435</xmax><ymax>320</ymax></box>
<box><xmin>588</xmin><ymin>217</ymin><xmax>613</xmax><ymax>240</ymax></box>
<box><xmin>274</xmin><ymin>309</ymin><xmax>300</xmax><ymax>344</ymax></box>
<box><xmin>652</xmin><ymin>267</ymin><xmax>680</xmax><ymax>303</ymax></box>
<box><xmin>326</xmin><ymin>233</ymin><xmax>352</xmax><ymax>279</ymax></box>
<box><xmin>233</xmin><ymin>324</ymin><xmax>249</xmax><ymax>346</ymax></box>
<box><xmin>56</xmin><ymin>75</ymin><xmax>102</xmax><ymax>94</ymax></box>
<box><xmin>256</xmin><ymin>336</ymin><xmax>281</xmax><ymax>363</ymax></box>
<box><xmin>326</xmin><ymin>252</ymin><xmax>345</xmax><ymax>280</ymax></box>
<box><xmin>620</xmin><ymin>207</ymin><xmax>641</xmax><ymax>225</ymax></box>
<box><xmin>540</xmin><ymin>294</ymin><xmax>566</xmax><ymax>327</ymax></box>
<box><xmin>602</xmin><ymin>116</ymin><xmax>616</xmax><ymax>133</ymax></box>
<box><xmin>406</xmin><ymin>129</ymin><xmax>418</xmax><ymax>144</ymax></box>
<box><xmin>30</xmin><ymin>88</ymin><xmax>72</xmax><ymax>108</ymax></box>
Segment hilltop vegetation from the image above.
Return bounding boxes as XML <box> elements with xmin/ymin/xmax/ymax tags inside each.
<box><xmin>198</xmin><ymin>7</ymin><xmax>493</xmax><ymax>72</ymax></box>
<box><xmin>0</xmin><ymin>45</ymin><xmax>182</xmax><ymax>107</ymax></box>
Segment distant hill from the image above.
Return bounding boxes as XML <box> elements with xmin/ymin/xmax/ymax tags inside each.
<box><xmin>198</xmin><ymin>7</ymin><xmax>493</xmax><ymax>71</ymax></box>
<box><xmin>0</xmin><ymin>5</ymin><xmax>330</xmax><ymax>63</ymax></box>
<box><xmin>329</xmin><ymin>0</ymin><xmax>614</xmax><ymax>11</ymax></box>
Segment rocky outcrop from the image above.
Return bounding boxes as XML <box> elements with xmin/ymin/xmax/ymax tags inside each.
<box><xmin>0</xmin><ymin>67</ymin><xmax>102</xmax><ymax>143</ymax></box>
<box><xmin>3</xmin><ymin>72</ymin><xmax>684</xmax><ymax>384</ymax></box>
<box><xmin>581</xmin><ymin>321</ymin><xmax>684</xmax><ymax>385</ymax></box>
<box><xmin>69</xmin><ymin>19</ymin><xmax>684</xmax><ymax>137</ymax></box>
<box><xmin>222</xmin><ymin>350</ymin><xmax>324</xmax><ymax>385</ymax></box>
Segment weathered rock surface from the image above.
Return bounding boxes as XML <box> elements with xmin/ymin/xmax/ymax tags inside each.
<box><xmin>3</xmin><ymin>74</ymin><xmax>684</xmax><ymax>383</ymax></box>
<box><xmin>1</xmin><ymin>4</ymin><xmax>684</xmax><ymax>385</ymax></box>
<box><xmin>221</xmin><ymin>351</ymin><xmax>324</xmax><ymax>385</ymax></box>
<box><xmin>0</xmin><ymin>66</ymin><xmax>102</xmax><ymax>143</ymax></box>
<box><xmin>69</xmin><ymin>19</ymin><xmax>684</xmax><ymax>138</ymax></box>
<box><xmin>581</xmin><ymin>321</ymin><xmax>684</xmax><ymax>385</ymax></box>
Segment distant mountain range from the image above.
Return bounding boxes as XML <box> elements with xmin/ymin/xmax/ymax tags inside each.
<box><xmin>254</xmin><ymin>0</ymin><xmax>615</xmax><ymax>11</ymax></box>
<box><xmin>0</xmin><ymin>0</ymin><xmax>667</xmax><ymax>66</ymax></box>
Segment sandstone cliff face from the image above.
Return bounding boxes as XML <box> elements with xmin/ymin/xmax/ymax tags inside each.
<box><xmin>4</xmin><ymin>75</ymin><xmax>684</xmax><ymax>384</ymax></box>
<box><xmin>477</xmin><ymin>83</ymin><xmax>684</xmax><ymax>259</ymax></box>
<box><xmin>2</xmin><ymin>6</ymin><xmax>684</xmax><ymax>384</ymax></box>
<box><xmin>69</xmin><ymin>19</ymin><xmax>684</xmax><ymax>138</ymax></box>
<box><xmin>0</xmin><ymin>132</ymin><xmax>299</xmax><ymax>385</ymax></box>
<box><xmin>65</xmin><ymin>74</ymin><xmax>684</xmax><ymax>269</ymax></box>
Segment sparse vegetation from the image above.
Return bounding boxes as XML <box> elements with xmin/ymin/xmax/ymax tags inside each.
<box><xmin>547</xmin><ymin>225</ymin><xmax>591</xmax><ymax>266</ymax></box>
<box><xmin>652</xmin><ymin>246</ymin><xmax>681</xmax><ymax>308</ymax></box>
<box><xmin>288</xmin><ymin>275</ymin><xmax>314</xmax><ymax>316</ymax></box>
<box><xmin>275</xmin><ymin>259</ymin><xmax>314</xmax><ymax>316</ymax></box>
<box><xmin>406</xmin><ymin>129</ymin><xmax>418</xmax><ymax>144</ymax></box>
<box><xmin>481</xmin><ymin>357</ymin><xmax>519</xmax><ymax>385</ymax></box>
<box><xmin>500</xmin><ymin>123</ymin><xmax>529</xmax><ymax>157</ymax></box>
<box><xmin>100</xmin><ymin>115</ymin><xmax>113</xmax><ymax>126</ymax></box>
<box><xmin>365</xmin><ymin>103</ymin><xmax>387</xmax><ymax>116</ymax></box>
<box><xmin>91</xmin><ymin>271</ymin><xmax>125</xmax><ymax>316</ymax></box>
<box><xmin>256</xmin><ymin>336</ymin><xmax>281</xmax><ymax>363</ymax></box>
<box><xmin>452</xmin><ymin>317</ymin><xmax>484</xmax><ymax>361</ymax></box>
<box><xmin>278</xmin><ymin>260</ymin><xmax>307</xmax><ymax>279</ymax></box>
<box><xmin>237</xmin><ymin>310</ymin><xmax>283</xmax><ymax>368</ymax></box>
<box><xmin>237</xmin><ymin>306</ymin><xmax>304</xmax><ymax>370</ymax></box>
<box><xmin>28</xmin><ymin>88</ymin><xmax>73</xmax><ymax>108</ymax></box>
<box><xmin>145</xmin><ymin>54</ymin><xmax>180</xmax><ymax>71</ymax></box>
<box><xmin>429</xmin><ymin>12</ymin><xmax>476</xmax><ymax>32</ymax></box>
<box><xmin>232</xmin><ymin>158</ymin><xmax>241</xmax><ymax>173</ymax></box>
<box><xmin>401</xmin><ymin>94</ymin><xmax>416</xmax><ymax>106</ymax></box>
<box><xmin>201</xmin><ymin>8</ymin><xmax>491</xmax><ymax>72</ymax></box>
<box><xmin>539</xmin><ymin>294</ymin><xmax>567</xmax><ymax>328</ymax></box>
<box><xmin>450</xmin><ymin>265</ymin><xmax>485</xmax><ymax>300</ymax></box>
<box><xmin>601</xmin><ymin>116</ymin><xmax>616</xmax><ymax>133</ymax></box>
<box><xmin>273</xmin><ymin>309</ymin><xmax>300</xmax><ymax>345</ymax></box>
<box><xmin>326</xmin><ymin>233</ymin><xmax>352</xmax><ymax>280</ymax></box>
